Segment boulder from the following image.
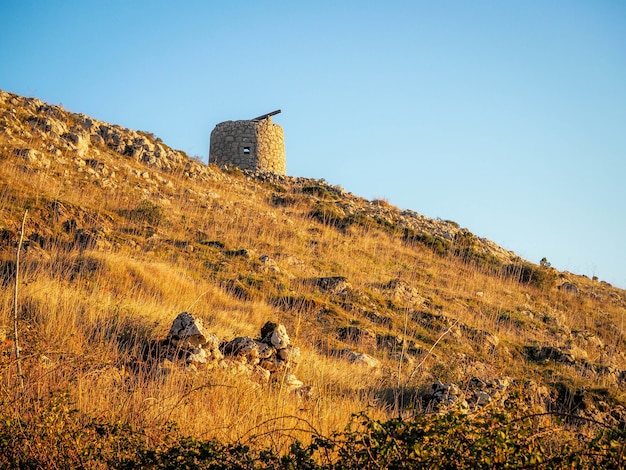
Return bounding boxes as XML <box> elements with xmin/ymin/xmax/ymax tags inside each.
<box><xmin>430</xmin><ymin>380</ymin><xmax>468</xmax><ymax>409</ymax></box>
<box><xmin>167</xmin><ymin>312</ymin><xmax>208</xmax><ymax>348</ymax></box>
<box><xmin>342</xmin><ymin>350</ymin><xmax>380</xmax><ymax>368</ymax></box>
<box><xmin>379</xmin><ymin>278</ymin><xmax>426</xmax><ymax>308</ymax></box>
<box><xmin>220</xmin><ymin>336</ymin><xmax>274</xmax><ymax>365</ymax></box>
<box><xmin>312</xmin><ymin>276</ymin><xmax>351</xmax><ymax>294</ymax></box>
<box><xmin>260</xmin><ymin>322</ymin><xmax>290</xmax><ymax>349</ymax></box>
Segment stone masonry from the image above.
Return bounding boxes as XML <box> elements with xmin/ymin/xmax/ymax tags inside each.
<box><xmin>209</xmin><ymin>117</ymin><xmax>286</xmax><ymax>175</ymax></box>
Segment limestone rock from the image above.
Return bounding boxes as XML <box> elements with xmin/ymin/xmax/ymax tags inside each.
<box><xmin>13</xmin><ymin>148</ymin><xmax>50</xmax><ymax>167</ymax></box>
<box><xmin>259</xmin><ymin>254</ymin><xmax>281</xmax><ymax>273</ymax></box>
<box><xmin>261</xmin><ymin>322</ymin><xmax>290</xmax><ymax>349</ymax></box>
<box><xmin>167</xmin><ymin>312</ymin><xmax>208</xmax><ymax>348</ymax></box>
<box><xmin>220</xmin><ymin>336</ymin><xmax>273</xmax><ymax>365</ymax></box>
<box><xmin>377</xmin><ymin>278</ymin><xmax>426</xmax><ymax>308</ymax></box>
<box><xmin>187</xmin><ymin>347</ymin><xmax>208</xmax><ymax>364</ymax></box>
<box><xmin>431</xmin><ymin>380</ymin><xmax>468</xmax><ymax>409</ymax></box>
<box><xmin>312</xmin><ymin>276</ymin><xmax>351</xmax><ymax>295</ymax></box>
<box><xmin>475</xmin><ymin>391</ymin><xmax>491</xmax><ymax>406</ymax></box>
<box><xmin>342</xmin><ymin>349</ymin><xmax>381</xmax><ymax>368</ymax></box>
<box><xmin>277</xmin><ymin>345</ymin><xmax>300</xmax><ymax>364</ymax></box>
<box><xmin>283</xmin><ymin>374</ymin><xmax>304</xmax><ymax>391</ymax></box>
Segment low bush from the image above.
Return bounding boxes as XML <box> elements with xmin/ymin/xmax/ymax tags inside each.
<box><xmin>502</xmin><ymin>262</ymin><xmax>557</xmax><ymax>290</ymax></box>
<box><xmin>1</xmin><ymin>392</ymin><xmax>623</xmax><ymax>469</ymax></box>
<box><xmin>119</xmin><ymin>200</ymin><xmax>164</xmax><ymax>227</ymax></box>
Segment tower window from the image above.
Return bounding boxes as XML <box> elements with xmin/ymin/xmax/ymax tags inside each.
<box><xmin>243</xmin><ymin>147</ymin><xmax>250</xmax><ymax>154</ymax></box>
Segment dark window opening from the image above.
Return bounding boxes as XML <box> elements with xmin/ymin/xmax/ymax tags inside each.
<box><xmin>243</xmin><ymin>147</ymin><xmax>250</xmax><ymax>154</ymax></box>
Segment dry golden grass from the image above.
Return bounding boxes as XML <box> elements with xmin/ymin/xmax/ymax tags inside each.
<box><xmin>1</xmin><ymin>95</ymin><xmax>625</xmax><ymax>457</ymax></box>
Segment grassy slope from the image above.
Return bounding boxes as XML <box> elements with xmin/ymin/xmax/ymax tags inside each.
<box><xmin>0</xmin><ymin>90</ymin><xmax>624</xmax><ymax>460</ymax></box>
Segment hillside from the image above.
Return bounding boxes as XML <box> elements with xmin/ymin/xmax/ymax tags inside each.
<box><xmin>0</xmin><ymin>89</ymin><xmax>624</xmax><ymax>467</ymax></box>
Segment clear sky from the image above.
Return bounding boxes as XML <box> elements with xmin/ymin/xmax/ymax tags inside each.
<box><xmin>1</xmin><ymin>1</ymin><xmax>625</xmax><ymax>288</ymax></box>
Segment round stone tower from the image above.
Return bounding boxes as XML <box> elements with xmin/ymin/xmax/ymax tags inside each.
<box><xmin>209</xmin><ymin>111</ymin><xmax>286</xmax><ymax>175</ymax></box>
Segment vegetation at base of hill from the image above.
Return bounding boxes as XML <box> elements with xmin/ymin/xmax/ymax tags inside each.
<box><xmin>0</xmin><ymin>391</ymin><xmax>623</xmax><ymax>469</ymax></box>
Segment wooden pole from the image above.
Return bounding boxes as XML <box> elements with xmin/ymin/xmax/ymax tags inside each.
<box><xmin>251</xmin><ymin>109</ymin><xmax>281</xmax><ymax>121</ymax></box>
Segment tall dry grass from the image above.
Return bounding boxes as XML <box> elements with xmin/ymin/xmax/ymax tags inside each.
<box><xmin>0</xmin><ymin>125</ymin><xmax>625</xmax><ymax>457</ymax></box>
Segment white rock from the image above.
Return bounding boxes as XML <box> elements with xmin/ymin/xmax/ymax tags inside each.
<box><xmin>187</xmin><ymin>347</ymin><xmax>208</xmax><ymax>364</ymax></box>
<box><xmin>167</xmin><ymin>312</ymin><xmax>208</xmax><ymax>348</ymax></box>
<box><xmin>344</xmin><ymin>351</ymin><xmax>381</xmax><ymax>368</ymax></box>
<box><xmin>284</xmin><ymin>374</ymin><xmax>304</xmax><ymax>390</ymax></box>
<box><xmin>270</xmin><ymin>324</ymin><xmax>290</xmax><ymax>349</ymax></box>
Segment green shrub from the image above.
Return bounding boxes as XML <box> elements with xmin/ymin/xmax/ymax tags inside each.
<box><xmin>301</xmin><ymin>184</ymin><xmax>338</xmax><ymax>200</ymax></box>
<box><xmin>309</xmin><ymin>202</ymin><xmax>347</xmax><ymax>230</ymax></box>
<box><xmin>119</xmin><ymin>200</ymin><xmax>164</xmax><ymax>226</ymax></box>
<box><xmin>401</xmin><ymin>228</ymin><xmax>451</xmax><ymax>256</ymax></box>
<box><xmin>502</xmin><ymin>262</ymin><xmax>557</xmax><ymax>290</ymax></box>
<box><xmin>1</xmin><ymin>391</ymin><xmax>624</xmax><ymax>469</ymax></box>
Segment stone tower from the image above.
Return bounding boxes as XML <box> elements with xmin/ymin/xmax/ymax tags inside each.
<box><xmin>209</xmin><ymin>111</ymin><xmax>286</xmax><ymax>175</ymax></box>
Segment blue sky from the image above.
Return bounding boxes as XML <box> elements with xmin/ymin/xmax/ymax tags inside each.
<box><xmin>1</xmin><ymin>1</ymin><xmax>625</xmax><ymax>288</ymax></box>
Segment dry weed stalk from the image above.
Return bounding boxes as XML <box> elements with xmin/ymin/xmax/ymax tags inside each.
<box><xmin>13</xmin><ymin>209</ymin><xmax>27</xmax><ymax>387</ymax></box>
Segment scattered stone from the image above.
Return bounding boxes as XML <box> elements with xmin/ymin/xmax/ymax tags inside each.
<box><xmin>284</xmin><ymin>374</ymin><xmax>304</xmax><ymax>391</ymax></box>
<box><xmin>311</xmin><ymin>276</ymin><xmax>351</xmax><ymax>294</ymax></box>
<box><xmin>161</xmin><ymin>317</ymin><xmax>307</xmax><ymax>391</ymax></box>
<box><xmin>375</xmin><ymin>278</ymin><xmax>426</xmax><ymax>308</ymax></box>
<box><xmin>167</xmin><ymin>312</ymin><xmax>208</xmax><ymax>348</ymax></box>
<box><xmin>259</xmin><ymin>254</ymin><xmax>281</xmax><ymax>273</ymax></box>
<box><xmin>277</xmin><ymin>345</ymin><xmax>300</xmax><ymax>364</ymax></box>
<box><xmin>261</xmin><ymin>321</ymin><xmax>290</xmax><ymax>349</ymax></box>
<box><xmin>251</xmin><ymin>365</ymin><xmax>271</xmax><ymax>384</ymax></box>
<box><xmin>475</xmin><ymin>391</ymin><xmax>492</xmax><ymax>406</ymax></box>
<box><xmin>430</xmin><ymin>380</ymin><xmax>468</xmax><ymax>409</ymax></box>
<box><xmin>224</xmin><ymin>248</ymin><xmax>249</xmax><ymax>258</ymax></box>
<box><xmin>13</xmin><ymin>148</ymin><xmax>50</xmax><ymax>167</ymax></box>
<box><xmin>340</xmin><ymin>349</ymin><xmax>381</xmax><ymax>368</ymax></box>
<box><xmin>220</xmin><ymin>336</ymin><xmax>273</xmax><ymax>365</ymax></box>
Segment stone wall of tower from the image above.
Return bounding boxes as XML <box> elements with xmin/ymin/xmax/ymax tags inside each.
<box><xmin>209</xmin><ymin>118</ymin><xmax>286</xmax><ymax>175</ymax></box>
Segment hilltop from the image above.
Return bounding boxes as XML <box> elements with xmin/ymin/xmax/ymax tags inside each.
<box><xmin>0</xmin><ymin>89</ymin><xmax>624</xmax><ymax>467</ymax></box>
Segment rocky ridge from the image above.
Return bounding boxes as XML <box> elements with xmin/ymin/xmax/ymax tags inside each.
<box><xmin>0</xmin><ymin>89</ymin><xmax>515</xmax><ymax>265</ymax></box>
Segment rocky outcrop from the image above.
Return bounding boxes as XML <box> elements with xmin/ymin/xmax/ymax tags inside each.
<box><xmin>372</xmin><ymin>279</ymin><xmax>426</xmax><ymax>308</ymax></box>
<box><xmin>558</xmin><ymin>282</ymin><xmax>579</xmax><ymax>294</ymax></box>
<box><xmin>335</xmin><ymin>348</ymin><xmax>381</xmax><ymax>368</ymax></box>
<box><xmin>425</xmin><ymin>375</ymin><xmax>626</xmax><ymax>426</ymax></box>
<box><xmin>159</xmin><ymin>313</ymin><xmax>310</xmax><ymax>395</ymax></box>
<box><xmin>429</xmin><ymin>377</ymin><xmax>550</xmax><ymax>414</ymax></box>
<box><xmin>164</xmin><ymin>312</ymin><xmax>223</xmax><ymax>365</ymax></box>
<box><xmin>0</xmin><ymin>89</ymin><xmax>520</xmax><ymax>268</ymax></box>
<box><xmin>0</xmin><ymin>89</ymin><xmax>214</xmax><ymax>187</ymax></box>
<box><xmin>308</xmin><ymin>276</ymin><xmax>352</xmax><ymax>295</ymax></box>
